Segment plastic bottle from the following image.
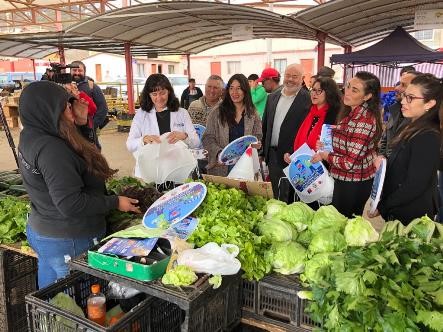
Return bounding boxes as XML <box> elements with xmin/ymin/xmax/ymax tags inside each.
<box><xmin>87</xmin><ymin>284</ymin><xmax>106</xmax><ymax>326</ymax></box>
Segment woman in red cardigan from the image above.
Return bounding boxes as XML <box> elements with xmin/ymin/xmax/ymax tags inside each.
<box><xmin>312</xmin><ymin>72</ymin><xmax>383</xmax><ymax>217</ymax></box>
<box><xmin>284</xmin><ymin>77</ymin><xmax>341</xmax><ymax>164</ymax></box>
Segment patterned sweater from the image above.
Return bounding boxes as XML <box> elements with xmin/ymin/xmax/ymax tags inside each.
<box><xmin>327</xmin><ymin>106</ymin><xmax>377</xmax><ymax>181</ymax></box>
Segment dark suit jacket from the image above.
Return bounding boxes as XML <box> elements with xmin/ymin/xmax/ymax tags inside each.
<box><xmin>262</xmin><ymin>88</ymin><xmax>311</xmax><ymax>168</ymax></box>
<box><xmin>378</xmin><ymin>130</ymin><xmax>440</xmax><ymax>224</ymax></box>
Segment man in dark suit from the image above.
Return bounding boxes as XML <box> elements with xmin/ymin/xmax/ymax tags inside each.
<box><xmin>262</xmin><ymin>63</ymin><xmax>311</xmax><ymax>202</ymax></box>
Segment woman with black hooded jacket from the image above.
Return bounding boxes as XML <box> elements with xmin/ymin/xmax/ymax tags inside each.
<box><xmin>18</xmin><ymin>81</ymin><xmax>139</xmax><ymax>288</ymax></box>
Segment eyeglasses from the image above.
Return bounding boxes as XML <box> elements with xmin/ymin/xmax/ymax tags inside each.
<box><xmin>401</xmin><ymin>92</ymin><xmax>425</xmax><ymax>103</ymax></box>
<box><xmin>149</xmin><ymin>89</ymin><xmax>168</xmax><ymax>98</ymax></box>
<box><xmin>310</xmin><ymin>88</ymin><xmax>324</xmax><ymax>95</ymax></box>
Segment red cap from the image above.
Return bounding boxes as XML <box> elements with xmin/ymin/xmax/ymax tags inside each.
<box><xmin>258</xmin><ymin>68</ymin><xmax>280</xmax><ymax>82</ymax></box>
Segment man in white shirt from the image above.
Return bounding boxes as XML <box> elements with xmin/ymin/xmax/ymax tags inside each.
<box><xmin>261</xmin><ymin>64</ymin><xmax>311</xmax><ymax>202</ymax></box>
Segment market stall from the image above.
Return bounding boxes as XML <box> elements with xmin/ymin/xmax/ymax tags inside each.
<box><xmin>0</xmin><ymin>170</ymin><xmax>442</xmax><ymax>332</ymax></box>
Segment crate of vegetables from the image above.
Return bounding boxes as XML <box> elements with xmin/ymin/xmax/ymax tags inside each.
<box><xmin>0</xmin><ymin>248</ymin><xmax>37</xmax><ymax>332</ymax></box>
<box><xmin>70</xmin><ymin>252</ymin><xmax>242</xmax><ymax>332</ymax></box>
<box><xmin>26</xmin><ymin>271</ymin><xmax>183</xmax><ymax>332</ymax></box>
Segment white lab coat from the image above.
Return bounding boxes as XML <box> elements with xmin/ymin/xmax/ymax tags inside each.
<box><xmin>126</xmin><ymin>107</ymin><xmax>200</xmax><ymax>177</ymax></box>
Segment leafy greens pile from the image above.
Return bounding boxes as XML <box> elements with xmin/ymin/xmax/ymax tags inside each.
<box><xmin>301</xmin><ymin>219</ymin><xmax>443</xmax><ymax>332</ymax></box>
<box><xmin>0</xmin><ymin>196</ymin><xmax>30</xmax><ymax>243</ymax></box>
<box><xmin>189</xmin><ymin>182</ymin><xmax>269</xmax><ymax>280</ymax></box>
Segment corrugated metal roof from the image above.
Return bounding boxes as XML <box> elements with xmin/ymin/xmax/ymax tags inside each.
<box><xmin>295</xmin><ymin>0</ymin><xmax>443</xmax><ymax>46</ymax></box>
<box><xmin>0</xmin><ymin>31</ymin><xmax>186</xmax><ymax>58</ymax></box>
<box><xmin>66</xmin><ymin>1</ymin><xmax>342</xmax><ymax>54</ymax></box>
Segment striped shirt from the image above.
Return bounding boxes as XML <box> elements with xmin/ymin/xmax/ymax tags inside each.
<box><xmin>327</xmin><ymin>106</ymin><xmax>377</xmax><ymax>181</ymax></box>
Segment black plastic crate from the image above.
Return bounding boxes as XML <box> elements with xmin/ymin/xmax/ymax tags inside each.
<box><xmin>257</xmin><ymin>274</ymin><xmax>301</xmax><ymax>330</ymax></box>
<box><xmin>26</xmin><ymin>271</ymin><xmax>183</xmax><ymax>332</ymax></box>
<box><xmin>241</xmin><ymin>279</ymin><xmax>257</xmax><ymax>313</ymax></box>
<box><xmin>0</xmin><ymin>248</ymin><xmax>38</xmax><ymax>332</ymax></box>
<box><xmin>299</xmin><ymin>297</ymin><xmax>322</xmax><ymax>330</ymax></box>
<box><xmin>69</xmin><ymin>253</ymin><xmax>242</xmax><ymax>332</ymax></box>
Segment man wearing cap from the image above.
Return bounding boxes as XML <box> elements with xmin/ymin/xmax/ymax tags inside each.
<box><xmin>180</xmin><ymin>78</ymin><xmax>203</xmax><ymax>110</ymax></box>
<box><xmin>262</xmin><ymin>63</ymin><xmax>311</xmax><ymax>202</ymax></box>
<box><xmin>248</xmin><ymin>74</ymin><xmax>267</xmax><ymax>118</ymax></box>
<box><xmin>258</xmin><ymin>68</ymin><xmax>282</xmax><ymax>94</ymax></box>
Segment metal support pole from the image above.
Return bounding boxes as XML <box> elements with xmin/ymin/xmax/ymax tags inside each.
<box><xmin>342</xmin><ymin>45</ymin><xmax>352</xmax><ymax>83</ymax></box>
<box><xmin>58</xmin><ymin>45</ymin><xmax>65</xmax><ymax>65</ymax></box>
<box><xmin>186</xmin><ymin>54</ymin><xmax>191</xmax><ymax>79</ymax></box>
<box><xmin>125</xmin><ymin>42</ymin><xmax>135</xmax><ymax>115</ymax></box>
<box><xmin>316</xmin><ymin>31</ymin><xmax>327</xmax><ymax>72</ymax></box>
<box><xmin>31</xmin><ymin>59</ymin><xmax>36</xmax><ymax>80</ymax></box>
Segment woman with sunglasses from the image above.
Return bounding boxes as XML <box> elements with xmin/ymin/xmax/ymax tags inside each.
<box><xmin>126</xmin><ymin>74</ymin><xmax>200</xmax><ymax>176</ymax></box>
<box><xmin>312</xmin><ymin>72</ymin><xmax>383</xmax><ymax>217</ymax></box>
<box><xmin>284</xmin><ymin>77</ymin><xmax>341</xmax><ymax>164</ymax></box>
<box><xmin>370</xmin><ymin>74</ymin><xmax>442</xmax><ymax>224</ymax></box>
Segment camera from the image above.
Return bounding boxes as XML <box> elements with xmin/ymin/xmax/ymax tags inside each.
<box><xmin>50</xmin><ymin>63</ymin><xmax>79</xmax><ymax>84</ymax></box>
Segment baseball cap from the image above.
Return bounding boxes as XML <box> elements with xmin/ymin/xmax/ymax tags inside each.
<box><xmin>257</xmin><ymin>68</ymin><xmax>280</xmax><ymax>82</ymax></box>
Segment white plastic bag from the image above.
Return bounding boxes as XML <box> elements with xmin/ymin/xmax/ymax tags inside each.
<box><xmin>176</xmin><ymin>242</ymin><xmax>241</xmax><ymax>275</ymax></box>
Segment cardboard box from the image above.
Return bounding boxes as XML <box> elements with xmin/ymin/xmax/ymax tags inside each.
<box><xmin>6</xmin><ymin>116</ymin><xmax>19</xmax><ymax>128</ymax></box>
<box><xmin>203</xmin><ymin>174</ymin><xmax>274</xmax><ymax>199</ymax></box>
<box><xmin>2</xmin><ymin>106</ymin><xmax>18</xmax><ymax>118</ymax></box>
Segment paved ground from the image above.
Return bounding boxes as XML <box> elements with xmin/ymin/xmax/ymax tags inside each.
<box><xmin>0</xmin><ymin>121</ymin><xmax>135</xmax><ymax>176</ymax></box>
<box><xmin>0</xmin><ymin>121</ymin><xmax>384</xmax><ymax>230</ymax></box>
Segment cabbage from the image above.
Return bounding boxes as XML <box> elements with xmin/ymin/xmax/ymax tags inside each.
<box><xmin>310</xmin><ymin>205</ymin><xmax>347</xmax><ymax>234</ymax></box>
<box><xmin>266</xmin><ymin>199</ymin><xmax>287</xmax><ymax>218</ymax></box>
<box><xmin>297</xmin><ymin>229</ymin><xmax>313</xmax><ymax>247</ymax></box>
<box><xmin>404</xmin><ymin>215</ymin><xmax>436</xmax><ymax>242</ymax></box>
<box><xmin>162</xmin><ymin>265</ymin><xmax>198</xmax><ymax>286</ymax></box>
<box><xmin>266</xmin><ymin>241</ymin><xmax>306</xmax><ymax>274</ymax></box>
<box><xmin>301</xmin><ymin>252</ymin><xmax>344</xmax><ymax>286</ymax></box>
<box><xmin>344</xmin><ymin>216</ymin><xmax>379</xmax><ymax>246</ymax></box>
<box><xmin>278</xmin><ymin>202</ymin><xmax>314</xmax><ymax>231</ymax></box>
<box><xmin>258</xmin><ymin>218</ymin><xmax>297</xmax><ymax>242</ymax></box>
<box><xmin>308</xmin><ymin>229</ymin><xmax>347</xmax><ymax>254</ymax></box>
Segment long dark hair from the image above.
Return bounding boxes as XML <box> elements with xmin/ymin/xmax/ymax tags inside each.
<box><xmin>314</xmin><ymin>77</ymin><xmax>342</xmax><ymax>122</ymax></box>
<box><xmin>139</xmin><ymin>74</ymin><xmax>179</xmax><ymax>112</ymax></box>
<box><xmin>338</xmin><ymin>71</ymin><xmax>383</xmax><ymax>144</ymax></box>
<box><xmin>391</xmin><ymin>73</ymin><xmax>442</xmax><ymax>147</ymax></box>
<box><xmin>59</xmin><ymin>114</ymin><xmax>117</xmax><ymax>181</ymax></box>
<box><xmin>219</xmin><ymin>74</ymin><xmax>256</xmax><ymax>126</ymax></box>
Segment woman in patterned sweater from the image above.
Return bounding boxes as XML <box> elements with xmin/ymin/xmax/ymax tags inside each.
<box><xmin>312</xmin><ymin>71</ymin><xmax>382</xmax><ymax>217</ymax></box>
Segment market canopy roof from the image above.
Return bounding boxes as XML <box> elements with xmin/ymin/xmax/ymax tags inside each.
<box><xmin>295</xmin><ymin>0</ymin><xmax>443</xmax><ymax>46</ymax></box>
<box><xmin>330</xmin><ymin>26</ymin><xmax>443</xmax><ymax>65</ymax></box>
<box><xmin>65</xmin><ymin>1</ymin><xmax>344</xmax><ymax>55</ymax></box>
<box><xmin>0</xmin><ymin>31</ymin><xmax>189</xmax><ymax>59</ymax></box>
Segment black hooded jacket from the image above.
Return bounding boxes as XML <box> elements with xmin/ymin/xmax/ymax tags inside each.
<box><xmin>18</xmin><ymin>81</ymin><xmax>118</xmax><ymax>238</ymax></box>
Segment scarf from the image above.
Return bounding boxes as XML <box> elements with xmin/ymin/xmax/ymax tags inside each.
<box><xmin>293</xmin><ymin>103</ymin><xmax>329</xmax><ymax>151</ymax></box>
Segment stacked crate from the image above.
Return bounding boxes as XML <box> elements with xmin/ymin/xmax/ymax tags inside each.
<box><xmin>2</xmin><ymin>95</ymin><xmax>20</xmax><ymax>129</ymax></box>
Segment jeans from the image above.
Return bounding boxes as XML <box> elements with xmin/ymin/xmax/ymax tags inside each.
<box><xmin>26</xmin><ymin>224</ymin><xmax>104</xmax><ymax>289</ymax></box>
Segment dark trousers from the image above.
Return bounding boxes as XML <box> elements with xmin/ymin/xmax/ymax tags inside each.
<box><xmin>268</xmin><ymin>148</ymin><xmax>294</xmax><ymax>203</ymax></box>
<box><xmin>332</xmin><ymin>179</ymin><xmax>373</xmax><ymax>218</ymax></box>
